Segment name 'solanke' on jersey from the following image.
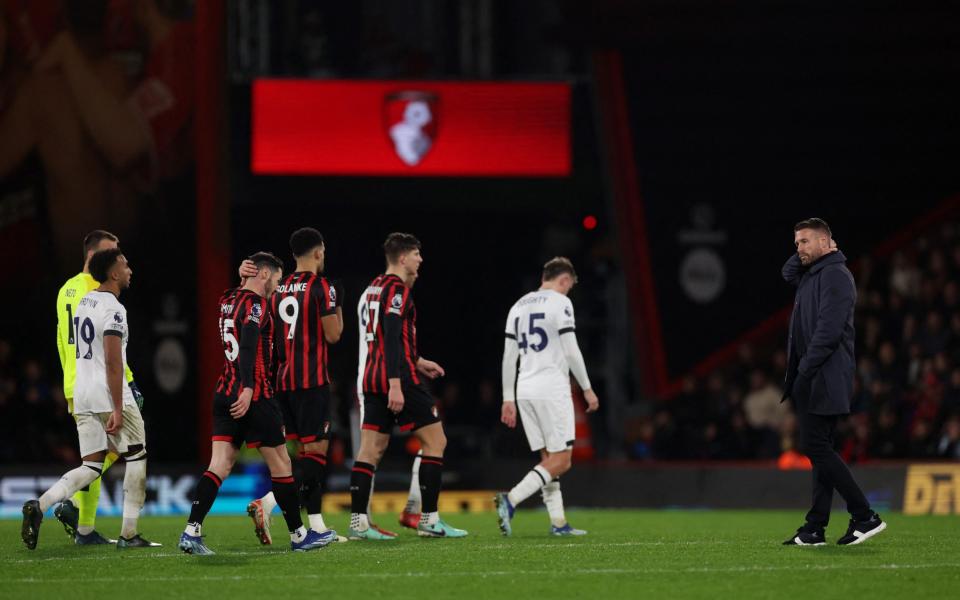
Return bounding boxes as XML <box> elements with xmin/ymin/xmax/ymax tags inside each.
<box><xmin>276</xmin><ymin>282</ymin><xmax>309</xmax><ymax>294</ymax></box>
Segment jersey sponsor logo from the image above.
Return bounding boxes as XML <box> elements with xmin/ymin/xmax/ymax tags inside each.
<box><xmin>384</xmin><ymin>90</ymin><xmax>439</xmax><ymax>166</ymax></box>
<box><xmin>66</xmin><ymin>289</ymin><xmax>76</xmax><ymax>297</ymax></box>
<box><xmin>391</xmin><ymin>293</ymin><xmax>403</xmax><ymax>309</ymax></box>
<box><xmin>328</xmin><ymin>286</ymin><xmax>337</xmax><ymax>305</ymax></box>
<box><xmin>252</xmin><ymin>302</ymin><xmax>262</xmax><ymax>318</ymax></box>
<box><xmin>564</xmin><ymin>306</ymin><xmax>572</xmax><ymax>317</ymax></box>
<box><xmin>114</xmin><ymin>313</ymin><xmax>124</xmax><ymax>323</ymax></box>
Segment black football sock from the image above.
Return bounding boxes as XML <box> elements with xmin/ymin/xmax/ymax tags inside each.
<box><xmin>271</xmin><ymin>475</ymin><xmax>304</xmax><ymax>532</ymax></box>
<box><xmin>187</xmin><ymin>471</ymin><xmax>222</xmax><ymax>526</ymax></box>
<box><xmin>298</xmin><ymin>452</ymin><xmax>327</xmax><ymax>515</ymax></box>
<box><xmin>350</xmin><ymin>461</ymin><xmax>375</xmax><ymax>515</ymax></box>
<box><xmin>418</xmin><ymin>456</ymin><xmax>444</xmax><ymax>514</ymax></box>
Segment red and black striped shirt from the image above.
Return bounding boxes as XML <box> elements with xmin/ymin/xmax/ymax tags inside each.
<box><xmin>271</xmin><ymin>271</ymin><xmax>338</xmax><ymax>391</ymax></box>
<box><xmin>215</xmin><ymin>287</ymin><xmax>275</xmax><ymax>400</ymax></box>
<box><xmin>360</xmin><ymin>274</ymin><xmax>420</xmax><ymax>394</ymax></box>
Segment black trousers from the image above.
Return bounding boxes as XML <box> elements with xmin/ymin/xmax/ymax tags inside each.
<box><xmin>797</xmin><ymin>411</ymin><xmax>873</xmax><ymax>527</ymax></box>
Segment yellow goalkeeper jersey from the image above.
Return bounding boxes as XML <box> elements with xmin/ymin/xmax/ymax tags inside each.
<box><xmin>57</xmin><ymin>272</ymin><xmax>134</xmax><ymax>400</ymax></box>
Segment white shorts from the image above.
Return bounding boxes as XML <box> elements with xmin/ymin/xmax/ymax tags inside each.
<box><xmin>75</xmin><ymin>405</ymin><xmax>146</xmax><ymax>457</ymax></box>
<box><xmin>517</xmin><ymin>395</ymin><xmax>575</xmax><ymax>454</ymax></box>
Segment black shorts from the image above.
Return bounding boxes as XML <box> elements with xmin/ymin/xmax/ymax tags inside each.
<box><xmin>212</xmin><ymin>393</ymin><xmax>286</xmax><ymax>449</ymax></box>
<box><xmin>277</xmin><ymin>386</ymin><xmax>331</xmax><ymax>443</ymax></box>
<box><xmin>362</xmin><ymin>384</ymin><xmax>440</xmax><ymax>434</ymax></box>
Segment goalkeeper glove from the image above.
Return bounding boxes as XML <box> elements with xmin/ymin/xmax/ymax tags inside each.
<box><xmin>129</xmin><ymin>381</ymin><xmax>145</xmax><ymax>411</ymax></box>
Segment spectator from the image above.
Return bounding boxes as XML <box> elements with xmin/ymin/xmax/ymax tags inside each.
<box><xmin>936</xmin><ymin>417</ymin><xmax>960</xmax><ymax>459</ymax></box>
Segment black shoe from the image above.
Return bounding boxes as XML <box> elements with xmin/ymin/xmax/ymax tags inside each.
<box><xmin>21</xmin><ymin>500</ymin><xmax>43</xmax><ymax>550</ymax></box>
<box><xmin>837</xmin><ymin>513</ymin><xmax>886</xmax><ymax>546</ymax></box>
<box><xmin>783</xmin><ymin>526</ymin><xmax>826</xmax><ymax>546</ymax></box>
<box><xmin>54</xmin><ymin>500</ymin><xmax>79</xmax><ymax>538</ymax></box>
<box><xmin>75</xmin><ymin>530</ymin><xmax>117</xmax><ymax>545</ymax></box>
<box><xmin>117</xmin><ymin>534</ymin><xmax>162</xmax><ymax>549</ymax></box>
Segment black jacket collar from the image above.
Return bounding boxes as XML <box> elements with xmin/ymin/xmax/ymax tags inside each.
<box><xmin>808</xmin><ymin>250</ymin><xmax>847</xmax><ymax>274</ymax></box>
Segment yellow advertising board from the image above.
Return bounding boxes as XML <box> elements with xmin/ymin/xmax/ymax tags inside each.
<box><xmin>904</xmin><ymin>464</ymin><xmax>960</xmax><ymax>515</ymax></box>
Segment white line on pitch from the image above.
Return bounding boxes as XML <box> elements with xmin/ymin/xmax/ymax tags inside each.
<box><xmin>1</xmin><ymin>540</ymin><xmax>736</xmax><ymax>565</ymax></box>
<box><xmin>6</xmin><ymin>563</ymin><xmax>960</xmax><ymax>583</ymax></box>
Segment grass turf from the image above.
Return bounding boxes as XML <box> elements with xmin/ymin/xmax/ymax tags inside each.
<box><xmin>2</xmin><ymin>510</ymin><xmax>958</xmax><ymax>599</ymax></box>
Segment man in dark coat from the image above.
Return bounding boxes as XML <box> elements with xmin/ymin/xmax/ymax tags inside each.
<box><xmin>782</xmin><ymin>218</ymin><xmax>886</xmax><ymax>546</ymax></box>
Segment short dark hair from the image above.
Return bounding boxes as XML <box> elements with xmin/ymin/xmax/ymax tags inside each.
<box><xmin>542</xmin><ymin>256</ymin><xmax>577</xmax><ymax>282</ymax></box>
<box><xmin>248</xmin><ymin>251</ymin><xmax>283</xmax><ymax>274</ymax></box>
<box><xmin>794</xmin><ymin>218</ymin><xmax>832</xmax><ymax>237</ymax></box>
<box><xmin>83</xmin><ymin>230</ymin><xmax>118</xmax><ymax>260</ymax></box>
<box><xmin>289</xmin><ymin>228</ymin><xmax>325</xmax><ymax>258</ymax></box>
<box><xmin>89</xmin><ymin>248</ymin><xmax>124</xmax><ymax>283</ymax></box>
<box><xmin>384</xmin><ymin>232</ymin><xmax>421</xmax><ymax>264</ymax></box>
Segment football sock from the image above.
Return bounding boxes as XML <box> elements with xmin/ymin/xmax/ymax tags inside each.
<box><xmin>120</xmin><ymin>455</ymin><xmax>147</xmax><ymax>538</ymax></box>
<box><xmin>260</xmin><ymin>491</ymin><xmax>277</xmax><ymax>515</ymax></box>
<box><xmin>404</xmin><ymin>451</ymin><xmax>423</xmax><ymax>513</ymax></box>
<box><xmin>290</xmin><ymin>526</ymin><xmax>307</xmax><ymax>543</ymax></box>
<box><xmin>418</xmin><ymin>455</ymin><xmax>443</xmax><ymax>514</ymax></box>
<box><xmin>419</xmin><ymin>511</ymin><xmax>439</xmax><ymax>527</ymax></box>
<box><xmin>298</xmin><ymin>452</ymin><xmax>327</xmax><ymax>518</ymax></box>
<box><xmin>40</xmin><ymin>462</ymin><xmax>103</xmax><ymax>512</ymax></box>
<box><xmin>73</xmin><ymin>451</ymin><xmax>117</xmax><ymax>532</ymax></box>
<box><xmin>351</xmin><ymin>461</ymin><xmax>376</xmax><ymax>518</ymax></box>
<box><xmin>366</xmin><ymin>473</ymin><xmax>376</xmax><ymax>516</ymax></box>
<box><xmin>350</xmin><ymin>512</ymin><xmax>370</xmax><ymax>531</ymax></box>
<box><xmin>271</xmin><ymin>475</ymin><xmax>304</xmax><ymax>532</ymax></box>
<box><xmin>187</xmin><ymin>471</ymin><xmax>222</xmax><ymax>526</ymax></box>
<box><xmin>541</xmin><ymin>478</ymin><xmax>566</xmax><ymax>527</ymax></box>
<box><xmin>308</xmin><ymin>514</ymin><xmax>327</xmax><ymax>532</ymax></box>
<box><xmin>508</xmin><ymin>465</ymin><xmax>551</xmax><ymax>507</ymax></box>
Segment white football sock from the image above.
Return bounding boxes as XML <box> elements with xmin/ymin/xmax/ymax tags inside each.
<box><xmin>260</xmin><ymin>491</ymin><xmax>277</xmax><ymax>515</ymax></box>
<box><xmin>39</xmin><ymin>462</ymin><xmax>102</xmax><ymax>512</ymax></box>
<box><xmin>541</xmin><ymin>479</ymin><xmax>566</xmax><ymax>528</ymax></box>
<box><xmin>308</xmin><ymin>514</ymin><xmax>327</xmax><ymax>531</ymax></box>
<box><xmin>419</xmin><ymin>511</ymin><xmax>439</xmax><ymax>526</ymax></box>
<box><xmin>120</xmin><ymin>459</ymin><xmax>147</xmax><ymax>538</ymax></box>
<box><xmin>507</xmin><ymin>465</ymin><xmax>551</xmax><ymax>507</ymax></box>
<box><xmin>405</xmin><ymin>452</ymin><xmax>423</xmax><ymax>513</ymax></box>
<box><xmin>290</xmin><ymin>526</ymin><xmax>307</xmax><ymax>543</ymax></box>
<box><xmin>350</xmin><ymin>512</ymin><xmax>370</xmax><ymax>531</ymax></box>
<box><xmin>184</xmin><ymin>522</ymin><xmax>202</xmax><ymax>537</ymax></box>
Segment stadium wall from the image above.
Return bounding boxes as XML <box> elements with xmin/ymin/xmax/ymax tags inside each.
<box><xmin>2</xmin><ymin>462</ymin><xmax>957</xmax><ymax>518</ymax></box>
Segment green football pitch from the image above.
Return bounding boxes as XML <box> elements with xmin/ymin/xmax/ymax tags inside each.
<box><xmin>2</xmin><ymin>510</ymin><xmax>958</xmax><ymax>599</ymax></box>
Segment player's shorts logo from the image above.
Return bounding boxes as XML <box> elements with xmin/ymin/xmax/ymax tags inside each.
<box><xmin>383</xmin><ymin>91</ymin><xmax>439</xmax><ymax>166</ymax></box>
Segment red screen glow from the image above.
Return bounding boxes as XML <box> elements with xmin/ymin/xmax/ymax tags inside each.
<box><xmin>251</xmin><ymin>79</ymin><xmax>571</xmax><ymax>177</ymax></box>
